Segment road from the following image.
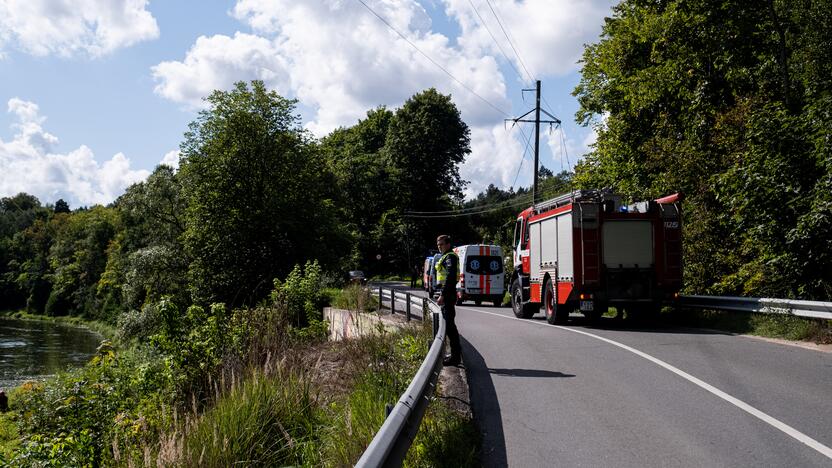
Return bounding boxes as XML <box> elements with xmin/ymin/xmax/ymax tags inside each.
<box><xmin>390</xmin><ymin>286</ymin><xmax>832</xmax><ymax>467</ymax></box>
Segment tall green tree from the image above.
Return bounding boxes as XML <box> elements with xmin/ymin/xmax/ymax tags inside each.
<box><xmin>384</xmin><ymin>88</ymin><xmax>471</xmax><ymax>212</ymax></box>
<box><xmin>574</xmin><ymin>0</ymin><xmax>832</xmax><ymax>298</ymax></box>
<box><xmin>180</xmin><ymin>81</ymin><xmax>351</xmax><ymax>306</ymax></box>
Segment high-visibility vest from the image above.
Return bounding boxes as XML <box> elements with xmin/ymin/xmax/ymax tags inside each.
<box><xmin>435</xmin><ymin>251</ymin><xmax>459</xmax><ymax>284</ymax></box>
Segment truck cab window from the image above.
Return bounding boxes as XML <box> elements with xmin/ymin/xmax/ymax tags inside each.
<box><xmin>513</xmin><ymin>219</ymin><xmax>522</xmax><ymax>248</ymax></box>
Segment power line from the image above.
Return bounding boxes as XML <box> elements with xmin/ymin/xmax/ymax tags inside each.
<box><xmin>466</xmin><ymin>0</ymin><xmax>525</xmax><ymax>84</ymax></box>
<box><xmin>354</xmin><ymin>0</ymin><xmax>509</xmax><ymax>118</ymax></box>
<box><xmin>354</xmin><ymin>0</ymin><xmax>541</xmax><ymax>200</ymax></box>
<box><xmin>406</xmin><ymin>186</ymin><xmax>535</xmax><ymax>215</ymax></box>
<box><xmin>483</xmin><ymin>0</ymin><xmax>534</xmax><ymax>84</ymax></box>
<box><xmin>511</xmin><ymin>122</ymin><xmax>535</xmax><ymax>189</ymax></box>
<box><xmin>404</xmin><ymin>185</ymin><xmax>565</xmax><ymax>218</ymax></box>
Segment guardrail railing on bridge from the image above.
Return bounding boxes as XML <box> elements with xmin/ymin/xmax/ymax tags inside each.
<box><xmin>356</xmin><ymin>285</ymin><xmax>445</xmax><ymax>468</ymax></box>
<box><xmin>680</xmin><ymin>295</ymin><xmax>832</xmax><ymax>321</ymax></box>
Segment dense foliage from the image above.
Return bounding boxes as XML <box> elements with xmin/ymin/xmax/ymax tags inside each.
<box><xmin>0</xmin><ymin>81</ymin><xmax>480</xmax><ymax>466</ymax></box>
<box><xmin>0</xmin><ymin>82</ymin><xmax>473</xmax><ymax>320</ymax></box>
<box><xmin>573</xmin><ymin>0</ymin><xmax>832</xmax><ymax>299</ymax></box>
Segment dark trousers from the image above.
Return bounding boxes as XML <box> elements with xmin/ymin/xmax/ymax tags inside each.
<box><xmin>442</xmin><ymin>300</ymin><xmax>461</xmax><ymax>359</ymax></box>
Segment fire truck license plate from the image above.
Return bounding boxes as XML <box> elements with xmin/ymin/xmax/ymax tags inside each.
<box><xmin>580</xmin><ymin>301</ymin><xmax>594</xmax><ymax>312</ymax></box>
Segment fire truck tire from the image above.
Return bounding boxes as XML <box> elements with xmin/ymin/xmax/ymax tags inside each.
<box><xmin>511</xmin><ymin>279</ymin><xmax>536</xmax><ymax>318</ymax></box>
<box><xmin>544</xmin><ymin>278</ymin><xmax>567</xmax><ymax>325</ymax></box>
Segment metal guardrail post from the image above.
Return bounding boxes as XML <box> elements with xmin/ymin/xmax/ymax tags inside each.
<box><xmin>406</xmin><ymin>293</ymin><xmax>411</xmax><ymax>321</ymax></box>
<box><xmin>391</xmin><ymin>289</ymin><xmax>396</xmax><ymax>315</ymax></box>
<box><xmin>423</xmin><ymin>298</ymin><xmax>427</xmax><ymax>322</ymax></box>
<box><xmin>378</xmin><ymin>287</ymin><xmax>383</xmax><ymax>309</ymax></box>
<box><xmin>432</xmin><ymin>310</ymin><xmax>439</xmax><ymax>338</ymax></box>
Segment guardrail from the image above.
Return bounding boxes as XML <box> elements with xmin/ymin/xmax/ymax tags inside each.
<box><xmin>680</xmin><ymin>295</ymin><xmax>832</xmax><ymax>321</ymax></box>
<box><xmin>356</xmin><ymin>286</ymin><xmax>446</xmax><ymax>468</ymax></box>
<box><xmin>375</xmin><ymin>286</ymin><xmax>432</xmax><ymax>322</ymax></box>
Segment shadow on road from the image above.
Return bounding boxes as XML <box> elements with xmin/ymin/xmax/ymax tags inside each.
<box><xmin>461</xmin><ymin>336</ymin><xmax>507</xmax><ymax>468</ymax></box>
<box><xmin>488</xmin><ymin>368</ymin><xmax>575</xmax><ymax>378</ymax></box>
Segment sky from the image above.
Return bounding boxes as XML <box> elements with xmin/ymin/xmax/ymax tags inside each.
<box><xmin>0</xmin><ymin>0</ymin><xmax>616</xmax><ymax>208</ymax></box>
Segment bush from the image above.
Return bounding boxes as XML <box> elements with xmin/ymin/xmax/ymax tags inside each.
<box><xmin>116</xmin><ymin>303</ymin><xmax>161</xmax><ymax>342</ymax></box>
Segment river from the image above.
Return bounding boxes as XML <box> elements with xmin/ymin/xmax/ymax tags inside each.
<box><xmin>0</xmin><ymin>317</ymin><xmax>103</xmax><ymax>389</ymax></box>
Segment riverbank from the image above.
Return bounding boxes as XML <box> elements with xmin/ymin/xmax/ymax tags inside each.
<box><xmin>0</xmin><ymin>284</ymin><xmax>479</xmax><ymax>466</ymax></box>
<box><xmin>0</xmin><ymin>310</ymin><xmax>116</xmax><ymax>342</ymax></box>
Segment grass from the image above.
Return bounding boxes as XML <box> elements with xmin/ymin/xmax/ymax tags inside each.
<box><xmin>662</xmin><ymin>308</ymin><xmax>832</xmax><ymax>344</ymax></box>
<box><xmin>138</xmin><ymin>320</ymin><xmax>479</xmax><ymax>467</ymax></box>
<box><xmin>173</xmin><ymin>370</ymin><xmax>322</xmax><ymax>467</ymax></box>
<box><xmin>0</xmin><ymin>413</ymin><xmax>20</xmax><ymax>462</ymax></box>
<box><xmin>327</xmin><ymin>284</ymin><xmax>379</xmax><ymax>312</ymax></box>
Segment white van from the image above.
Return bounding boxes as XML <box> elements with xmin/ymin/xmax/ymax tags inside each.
<box><xmin>453</xmin><ymin>244</ymin><xmax>505</xmax><ymax>306</ymax></box>
<box><xmin>423</xmin><ymin>253</ymin><xmax>442</xmax><ymax>297</ymax></box>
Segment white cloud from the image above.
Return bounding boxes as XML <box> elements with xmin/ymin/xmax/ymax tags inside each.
<box><xmin>151</xmin><ymin>0</ymin><xmax>612</xmax><ymax>197</ymax></box>
<box><xmin>444</xmin><ymin>0</ymin><xmax>614</xmax><ymax>80</ymax></box>
<box><xmin>0</xmin><ymin>0</ymin><xmax>159</xmax><ymax>58</ymax></box>
<box><xmin>153</xmin><ymin>0</ymin><xmax>509</xmax><ymax>133</ymax></box>
<box><xmin>0</xmin><ymin>98</ymin><xmax>150</xmax><ymax>206</ymax></box>
<box><xmin>151</xmin><ymin>32</ymin><xmax>289</xmax><ymax>109</ymax></box>
<box><xmin>160</xmin><ymin>149</ymin><xmax>180</xmax><ymax>170</ymax></box>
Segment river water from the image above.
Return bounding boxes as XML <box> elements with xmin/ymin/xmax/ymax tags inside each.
<box><xmin>0</xmin><ymin>318</ymin><xmax>103</xmax><ymax>389</ymax></box>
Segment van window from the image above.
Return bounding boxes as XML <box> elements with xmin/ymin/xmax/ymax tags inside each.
<box><xmin>465</xmin><ymin>256</ymin><xmax>503</xmax><ymax>275</ymax></box>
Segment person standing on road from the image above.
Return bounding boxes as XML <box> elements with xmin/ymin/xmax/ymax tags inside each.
<box><xmin>435</xmin><ymin>234</ymin><xmax>461</xmax><ymax>366</ymax></box>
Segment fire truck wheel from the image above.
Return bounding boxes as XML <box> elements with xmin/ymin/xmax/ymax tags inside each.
<box><xmin>511</xmin><ymin>279</ymin><xmax>536</xmax><ymax>318</ymax></box>
<box><xmin>545</xmin><ymin>278</ymin><xmax>566</xmax><ymax>325</ymax></box>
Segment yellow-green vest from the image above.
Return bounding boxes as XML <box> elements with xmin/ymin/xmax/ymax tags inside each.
<box><xmin>435</xmin><ymin>251</ymin><xmax>459</xmax><ymax>284</ymax></box>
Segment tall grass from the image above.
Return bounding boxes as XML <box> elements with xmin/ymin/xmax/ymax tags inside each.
<box><xmin>159</xmin><ymin>369</ymin><xmax>321</xmax><ymax>467</ymax></box>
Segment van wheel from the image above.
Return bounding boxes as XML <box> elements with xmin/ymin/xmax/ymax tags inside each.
<box><xmin>475</xmin><ymin>300</ymin><xmax>482</xmax><ymax>306</ymax></box>
<box><xmin>545</xmin><ymin>278</ymin><xmax>567</xmax><ymax>325</ymax></box>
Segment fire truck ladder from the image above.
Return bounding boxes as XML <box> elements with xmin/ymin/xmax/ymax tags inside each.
<box><xmin>533</xmin><ymin>189</ymin><xmax>611</xmax><ymax>214</ymax></box>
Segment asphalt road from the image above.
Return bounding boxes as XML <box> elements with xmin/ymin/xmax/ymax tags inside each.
<box><xmin>392</xmin><ymin>286</ymin><xmax>832</xmax><ymax>467</ymax></box>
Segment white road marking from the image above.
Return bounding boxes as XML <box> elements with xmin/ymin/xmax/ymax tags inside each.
<box><xmin>460</xmin><ymin>306</ymin><xmax>832</xmax><ymax>461</ymax></box>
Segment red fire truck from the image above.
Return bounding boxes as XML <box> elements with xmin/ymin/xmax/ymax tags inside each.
<box><xmin>510</xmin><ymin>189</ymin><xmax>682</xmax><ymax>324</ymax></box>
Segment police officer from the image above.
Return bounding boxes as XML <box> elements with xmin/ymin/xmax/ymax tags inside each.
<box><xmin>435</xmin><ymin>234</ymin><xmax>461</xmax><ymax>366</ymax></box>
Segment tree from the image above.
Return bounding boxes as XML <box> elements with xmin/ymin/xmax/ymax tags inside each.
<box><xmin>180</xmin><ymin>81</ymin><xmax>351</xmax><ymax>306</ymax></box>
<box><xmin>54</xmin><ymin>199</ymin><xmax>70</xmax><ymax>213</ymax></box>
<box><xmin>573</xmin><ymin>0</ymin><xmax>832</xmax><ymax>298</ymax></box>
<box><xmin>383</xmin><ymin>88</ymin><xmax>470</xmax><ymax>212</ymax></box>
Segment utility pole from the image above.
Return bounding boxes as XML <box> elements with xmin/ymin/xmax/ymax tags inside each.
<box><xmin>506</xmin><ymin>80</ymin><xmax>561</xmax><ymax>206</ymax></box>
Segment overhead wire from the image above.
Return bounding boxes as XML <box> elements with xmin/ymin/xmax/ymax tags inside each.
<box><xmin>511</xmin><ymin>122</ymin><xmax>535</xmax><ymax>189</ymax></box>
<box><xmin>482</xmin><ymin>0</ymin><xmax>535</xmax><ymax>84</ymax></box>
<box><xmin>404</xmin><ymin>185</ymin><xmax>566</xmax><ymax>218</ymax></box>
<box><xmin>354</xmin><ymin>0</ymin><xmax>509</xmax><ymax>118</ymax></box>
<box><xmin>466</xmin><ymin>0</ymin><xmax>526</xmax><ymax>85</ymax></box>
<box><xmin>406</xmin><ymin>186</ymin><xmax>535</xmax><ymax>214</ymax></box>
<box><xmin>354</xmin><ymin>0</ymin><xmax>553</xmax><ymax>216</ymax></box>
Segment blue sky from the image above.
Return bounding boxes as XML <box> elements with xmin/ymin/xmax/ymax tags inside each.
<box><xmin>0</xmin><ymin>0</ymin><xmax>615</xmax><ymax>207</ymax></box>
